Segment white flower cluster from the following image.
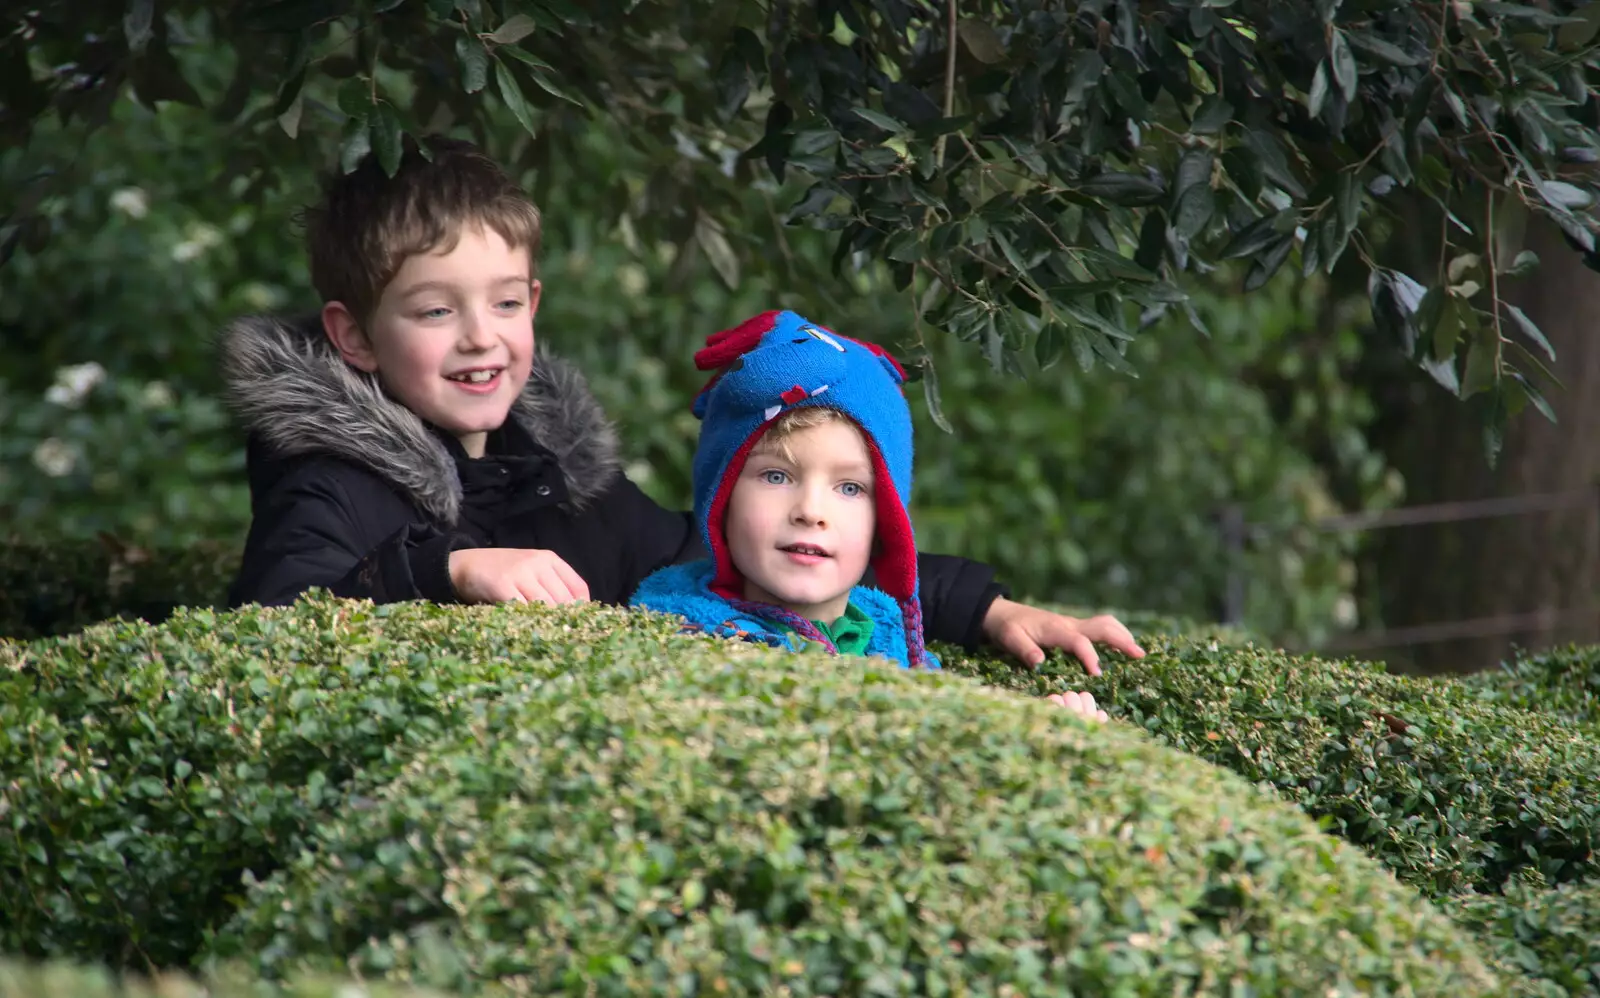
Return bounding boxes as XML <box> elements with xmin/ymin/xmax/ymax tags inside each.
<box><xmin>44</xmin><ymin>361</ymin><xmax>106</xmax><ymax>407</ymax></box>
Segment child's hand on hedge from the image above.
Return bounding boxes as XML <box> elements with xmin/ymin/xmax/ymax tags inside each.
<box><xmin>1046</xmin><ymin>690</ymin><xmax>1109</xmax><ymax>722</ymax></box>
<box><xmin>449</xmin><ymin>548</ymin><xmax>591</xmax><ymax>605</ymax></box>
<box><xmin>981</xmin><ymin>597</ymin><xmax>1145</xmax><ymax>676</ymax></box>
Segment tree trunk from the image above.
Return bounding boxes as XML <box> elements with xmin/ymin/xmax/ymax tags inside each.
<box><xmin>1364</xmin><ymin>218</ymin><xmax>1600</xmax><ymax>674</ymax></box>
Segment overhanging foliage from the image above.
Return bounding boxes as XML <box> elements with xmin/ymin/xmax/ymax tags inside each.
<box><xmin>8</xmin><ymin>0</ymin><xmax>1600</xmax><ymax>452</ymax></box>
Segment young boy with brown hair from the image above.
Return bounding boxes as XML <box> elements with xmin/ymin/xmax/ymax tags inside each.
<box><xmin>221</xmin><ymin>136</ymin><xmax>1145</xmax><ymax>674</ymax></box>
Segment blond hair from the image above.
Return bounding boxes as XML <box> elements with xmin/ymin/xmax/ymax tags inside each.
<box><xmin>302</xmin><ymin>136</ymin><xmax>542</xmax><ymax>325</ymax></box>
<box><xmin>752</xmin><ymin>406</ymin><xmax>864</xmax><ymax>464</ymax></box>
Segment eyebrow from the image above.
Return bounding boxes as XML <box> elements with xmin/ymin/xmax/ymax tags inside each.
<box><xmin>398</xmin><ymin>275</ymin><xmax>529</xmax><ymax>297</ymax></box>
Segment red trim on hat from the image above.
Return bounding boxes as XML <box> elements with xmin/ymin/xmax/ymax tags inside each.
<box><xmin>706</xmin><ymin>422</ymin><xmax>776</xmax><ymax>600</ymax></box>
<box><xmin>691</xmin><ymin>311</ymin><xmax>782</xmax><ymax>411</ymax></box>
<box><xmin>864</xmin><ymin>441</ymin><xmax>916</xmax><ymax>601</ymax></box>
<box><xmin>780</xmin><ymin>384</ymin><xmax>808</xmax><ymax>405</ymax></box>
<box><xmin>696</xmin><ymin>311</ymin><xmax>781</xmax><ymax>371</ymax></box>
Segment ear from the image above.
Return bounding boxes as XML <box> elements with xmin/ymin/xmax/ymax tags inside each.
<box><xmin>527</xmin><ymin>278</ymin><xmax>544</xmax><ymax>321</ymax></box>
<box><xmin>321</xmin><ymin>301</ymin><xmax>379</xmax><ymax>373</ymax></box>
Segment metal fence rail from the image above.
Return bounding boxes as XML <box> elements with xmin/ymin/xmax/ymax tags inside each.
<box><xmin>1222</xmin><ymin>483</ymin><xmax>1600</xmax><ymax>651</ymax></box>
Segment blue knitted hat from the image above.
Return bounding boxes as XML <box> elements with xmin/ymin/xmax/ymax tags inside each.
<box><xmin>690</xmin><ymin>309</ymin><xmax>929</xmax><ymax>666</ymax></box>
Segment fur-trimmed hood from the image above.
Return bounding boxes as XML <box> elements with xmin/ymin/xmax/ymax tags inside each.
<box><xmin>219</xmin><ymin>314</ymin><xmax>620</xmax><ymax>523</ymax></box>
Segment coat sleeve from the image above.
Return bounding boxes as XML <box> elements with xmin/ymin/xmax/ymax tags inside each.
<box><xmin>228</xmin><ymin>463</ymin><xmax>464</xmax><ymax>609</ymax></box>
<box><xmin>915</xmin><ymin>552</ymin><xmax>1010</xmax><ymax>650</ymax></box>
<box><xmin>602</xmin><ymin>477</ymin><xmax>704</xmax><ymax>603</ymax></box>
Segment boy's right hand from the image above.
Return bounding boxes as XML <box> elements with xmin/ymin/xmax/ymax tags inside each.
<box><xmin>448</xmin><ymin>548</ymin><xmax>591</xmax><ymax>605</ymax></box>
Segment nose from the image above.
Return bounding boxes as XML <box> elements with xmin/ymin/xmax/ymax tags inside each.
<box><xmin>789</xmin><ymin>482</ymin><xmax>828</xmax><ymax>528</ymax></box>
<box><xmin>457</xmin><ymin>308</ymin><xmax>497</xmax><ymax>351</ymax></box>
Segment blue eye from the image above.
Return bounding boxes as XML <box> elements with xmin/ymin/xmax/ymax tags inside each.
<box><xmin>839</xmin><ymin>481</ymin><xmax>864</xmax><ymax>497</ymax></box>
<box><xmin>497</xmin><ymin>299</ymin><xmax>524</xmax><ymax>311</ymax></box>
<box><xmin>419</xmin><ymin>307</ymin><xmax>450</xmax><ymax>320</ymax></box>
<box><xmin>761</xmin><ymin>469</ymin><xmax>788</xmax><ymax>485</ymax></box>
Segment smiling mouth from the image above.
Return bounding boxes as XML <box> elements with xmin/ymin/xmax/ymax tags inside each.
<box><xmin>780</xmin><ymin>543</ymin><xmax>830</xmax><ymax>557</ymax></box>
<box><xmin>446</xmin><ymin>368</ymin><xmax>502</xmax><ymax>384</ymax></box>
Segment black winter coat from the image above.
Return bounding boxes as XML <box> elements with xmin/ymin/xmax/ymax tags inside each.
<box><xmin>221</xmin><ymin>316</ymin><xmax>1007</xmax><ymax>648</ymax></box>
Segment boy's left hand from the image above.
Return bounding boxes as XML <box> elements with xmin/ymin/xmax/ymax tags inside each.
<box><xmin>981</xmin><ymin>597</ymin><xmax>1146</xmax><ymax>676</ymax></box>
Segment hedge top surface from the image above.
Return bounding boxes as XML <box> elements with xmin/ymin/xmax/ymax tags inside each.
<box><xmin>941</xmin><ymin>635</ymin><xmax>1600</xmax><ymax>898</ymax></box>
<box><xmin>0</xmin><ymin>596</ymin><xmax>691</xmax><ymax>965</ymax></box>
<box><xmin>1463</xmin><ymin>644</ymin><xmax>1600</xmax><ymax>733</ymax></box>
<box><xmin>199</xmin><ymin>600</ymin><xmax>1499</xmax><ymax>996</ymax></box>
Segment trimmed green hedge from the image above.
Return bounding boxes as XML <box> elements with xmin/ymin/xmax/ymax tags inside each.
<box><xmin>1462</xmin><ymin>644</ymin><xmax>1600</xmax><ymax>733</ymax></box>
<box><xmin>0</xmin><ymin>960</ymin><xmax>467</xmax><ymax>998</ymax></box>
<box><xmin>1445</xmin><ymin>875</ymin><xmax>1600</xmax><ymax>998</ymax></box>
<box><xmin>0</xmin><ymin>598</ymin><xmax>685</xmax><ymax>966</ymax></box>
<box><xmin>5</xmin><ymin>596</ymin><xmax>1499</xmax><ymax>994</ymax></box>
<box><xmin>0</xmin><ymin>537</ymin><xmax>237</xmax><ymax>641</ymax></box>
<box><xmin>940</xmin><ymin>639</ymin><xmax>1600</xmax><ymax>899</ymax></box>
<box><xmin>206</xmin><ymin>606</ymin><xmax>1494</xmax><ymax>995</ymax></box>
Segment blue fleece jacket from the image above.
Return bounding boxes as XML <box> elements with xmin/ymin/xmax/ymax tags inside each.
<box><xmin>634</xmin><ymin>561</ymin><xmax>940</xmax><ymax>669</ymax></box>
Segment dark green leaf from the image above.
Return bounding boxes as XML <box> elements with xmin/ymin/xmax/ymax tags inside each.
<box><xmin>1243</xmin><ymin>233</ymin><xmax>1295</xmax><ymax>291</ymax></box>
<box><xmin>1330</xmin><ymin>31</ymin><xmax>1358</xmax><ymax>102</ymax></box>
<box><xmin>1307</xmin><ymin>62</ymin><xmax>1329</xmax><ymax>118</ymax></box>
<box><xmin>957</xmin><ymin>19</ymin><xmax>1006</xmax><ymax>64</ymax></box>
<box><xmin>1190</xmin><ymin>95</ymin><xmax>1232</xmax><ymax>134</ymax></box>
<box><xmin>337</xmin><ymin>77</ymin><xmax>373</xmax><ymax>119</ymax></box>
<box><xmin>885</xmin><ymin>228</ymin><xmax>922</xmax><ymax>263</ymax></box>
<box><xmin>1344</xmin><ymin>30</ymin><xmax>1423</xmax><ymax>66</ymax></box>
<box><xmin>1172</xmin><ymin>183</ymin><xmax>1214</xmax><ymax>240</ymax></box>
<box><xmin>993</xmin><ymin>232</ymin><xmax>1032</xmax><ymax>278</ymax></box>
<box><xmin>1336</xmin><ymin>172</ymin><xmax>1361</xmax><ymax>237</ymax></box>
<box><xmin>373</xmin><ymin>103</ymin><xmax>403</xmax><ymax>176</ymax></box>
<box><xmin>1478</xmin><ymin>2</ymin><xmax>1583</xmax><ymax>28</ymax></box>
<box><xmin>1033</xmin><ymin>321</ymin><xmax>1064</xmax><ymax>370</ymax></box>
<box><xmin>1079</xmin><ymin>173</ymin><xmax>1165</xmax><ymax>206</ymax></box>
<box><xmin>1460</xmin><ymin>328</ymin><xmax>1499</xmax><ymax>398</ymax></box>
<box><xmin>1538</xmin><ymin>180</ymin><xmax>1594</xmax><ymax>210</ymax></box>
<box><xmin>1078</xmin><ymin>247</ymin><xmax>1156</xmax><ymax>281</ymax></box>
<box><xmin>528</xmin><ymin>68</ymin><xmax>582</xmax><ymax>106</ymax></box>
<box><xmin>1501</xmin><ymin>302</ymin><xmax>1555</xmax><ymax>361</ymax></box>
<box><xmin>498</xmin><ymin>45</ymin><xmax>551</xmax><ymax>70</ymax></box>
<box><xmin>1243</xmin><ymin>131</ymin><xmax>1306</xmax><ymax>198</ymax></box>
<box><xmin>340</xmin><ymin>119</ymin><xmax>372</xmax><ymax>174</ymax></box>
<box><xmin>124</xmin><ymin>0</ymin><xmax>155</xmax><ymax>53</ymax></box>
<box><xmin>1513</xmin><ymin>374</ymin><xmax>1558</xmax><ymax>422</ymax></box>
<box><xmin>920</xmin><ymin>357</ymin><xmax>953</xmax><ymax>432</ymax></box>
<box><xmin>1556</xmin><ymin>1</ymin><xmax>1600</xmax><ymax>47</ymax></box>
<box><xmin>495</xmin><ymin>60</ymin><xmax>538</xmax><ymax>136</ymax></box>
<box><xmin>457</xmin><ymin>36</ymin><xmax>489</xmax><ymax>93</ymax></box>
<box><xmin>1219</xmin><ymin>212</ymin><xmax>1287</xmax><ymax>260</ymax></box>
<box><xmin>1503</xmin><ymin>249</ymin><xmax>1540</xmax><ymax>278</ymax></box>
<box><xmin>489</xmin><ymin>13</ymin><xmax>537</xmax><ymax>44</ymax></box>
<box><xmin>1418</xmin><ymin>351</ymin><xmax>1461</xmax><ymax>395</ymax></box>
<box><xmin>1062</xmin><ymin>302</ymin><xmax>1133</xmax><ymax>341</ymax></box>
<box><xmin>852</xmin><ymin>107</ymin><xmax>905</xmax><ymax>133</ymax></box>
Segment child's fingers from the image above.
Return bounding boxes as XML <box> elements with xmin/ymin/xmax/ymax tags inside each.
<box><xmin>549</xmin><ymin>556</ymin><xmax>591</xmax><ymax>602</ymax></box>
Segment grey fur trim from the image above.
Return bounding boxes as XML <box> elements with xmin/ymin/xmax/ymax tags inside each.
<box><xmin>219</xmin><ymin>314</ymin><xmax>621</xmax><ymax>523</ymax></box>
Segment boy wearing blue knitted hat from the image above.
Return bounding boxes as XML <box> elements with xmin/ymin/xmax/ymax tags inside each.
<box><xmin>633</xmin><ymin>309</ymin><xmax>1107</xmax><ymax>720</ymax></box>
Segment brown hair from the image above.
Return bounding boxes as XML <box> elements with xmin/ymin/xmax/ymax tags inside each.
<box><xmin>302</xmin><ymin>135</ymin><xmax>542</xmax><ymax>325</ymax></box>
<box><xmin>752</xmin><ymin>406</ymin><xmax>863</xmax><ymax>465</ymax></box>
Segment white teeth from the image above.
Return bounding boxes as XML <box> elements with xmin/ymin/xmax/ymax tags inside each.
<box><xmin>450</xmin><ymin>370</ymin><xmax>498</xmax><ymax>384</ymax></box>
